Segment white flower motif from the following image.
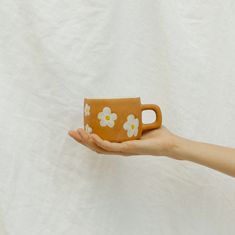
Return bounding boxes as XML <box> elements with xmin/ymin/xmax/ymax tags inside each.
<box><xmin>97</xmin><ymin>107</ymin><xmax>117</xmax><ymax>128</ymax></box>
<box><xmin>85</xmin><ymin>124</ymin><xmax>92</xmax><ymax>134</ymax></box>
<box><xmin>123</xmin><ymin>114</ymin><xmax>139</xmax><ymax>137</ymax></box>
<box><xmin>84</xmin><ymin>104</ymin><xmax>90</xmax><ymax>116</ymax></box>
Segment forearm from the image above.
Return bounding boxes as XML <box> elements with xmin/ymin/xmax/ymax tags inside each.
<box><xmin>169</xmin><ymin>135</ymin><xmax>235</xmax><ymax>177</ymax></box>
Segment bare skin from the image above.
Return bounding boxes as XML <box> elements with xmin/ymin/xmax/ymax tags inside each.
<box><xmin>68</xmin><ymin>126</ymin><xmax>235</xmax><ymax>178</ymax></box>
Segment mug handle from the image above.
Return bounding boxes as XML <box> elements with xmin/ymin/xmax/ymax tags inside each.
<box><xmin>141</xmin><ymin>104</ymin><xmax>162</xmax><ymax>132</ymax></box>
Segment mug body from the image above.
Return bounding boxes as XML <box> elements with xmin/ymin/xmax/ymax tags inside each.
<box><xmin>84</xmin><ymin>97</ymin><xmax>142</xmax><ymax>142</ymax></box>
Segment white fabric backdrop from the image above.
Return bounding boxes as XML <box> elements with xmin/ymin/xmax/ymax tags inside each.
<box><xmin>1</xmin><ymin>0</ymin><xmax>235</xmax><ymax>234</ymax></box>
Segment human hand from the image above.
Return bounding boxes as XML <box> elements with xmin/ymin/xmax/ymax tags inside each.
<box><xmin>68</xmin><ymin>124</ymin><xmax>235</xmax><ymax>176</ymax></box>
<box><xmin>68</xmin><ymin>126</ymin><xmax>178</xmax><ymax>158</ymax></box>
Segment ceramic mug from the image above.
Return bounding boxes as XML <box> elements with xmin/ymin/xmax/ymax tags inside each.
<box><xmin>83</xmin><ymin>97</ymin><xmax>162</xmax><ymax>142</ymax></box>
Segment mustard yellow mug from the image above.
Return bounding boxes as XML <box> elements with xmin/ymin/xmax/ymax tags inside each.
<box><xmin>83</xmin><ymin>97</ymin><xmax>162</xmax><ymax>142</ymax></box>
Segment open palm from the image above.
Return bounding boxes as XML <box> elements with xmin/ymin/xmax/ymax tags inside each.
<box><xmin>68</xmin><ymin>126</ymin><xmax>175</xmax><ymax>157</ymax></box>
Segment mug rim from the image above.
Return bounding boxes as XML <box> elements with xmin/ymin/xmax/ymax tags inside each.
<box><xmin>84</xmin><ymin>96</ymin><xmax>140</xmax><ymax>100</ymax></box>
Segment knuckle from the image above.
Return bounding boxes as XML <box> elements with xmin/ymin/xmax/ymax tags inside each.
<box><xmin>122</xmin><ymin>142</ymin><xmax>130</xmax><ymax>152</ymax></box>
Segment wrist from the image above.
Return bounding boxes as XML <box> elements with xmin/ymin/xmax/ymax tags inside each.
<box><xmin>165</xmin><ymin>134</ymin><xmax>186</xmax><ymax>160</ymax></box>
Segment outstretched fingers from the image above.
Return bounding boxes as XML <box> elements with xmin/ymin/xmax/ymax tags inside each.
<box><xmin>90</xmin><ymin>133</ymin><xmax>139</xmax><ymax>156</ymax></box>
<box><xmin>68</xmin><ymin>129</ymin><xmax>131</xmax><ymax>156</ymax></box>
<box><xmin>68</xmin><ymin>130</ymin><xmax>82</xmax><ymax>142</ymax></box>
<box><xmin>90</xmin><ymin>134</ymin><xmax>125</xmax><ymax>152</ymax></box>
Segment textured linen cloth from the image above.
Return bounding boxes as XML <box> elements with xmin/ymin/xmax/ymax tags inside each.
<box><xmin>0</xmin><ymin>0</ymin><xmax>235</xmax><ymax>234</ymax></box>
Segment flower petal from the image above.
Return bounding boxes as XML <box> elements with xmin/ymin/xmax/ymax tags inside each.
<box><xmin>127</xmin><ymin>129</ymin><xmax>134</xmax><ymax>137</ymax></box>
<box><xmin>123</xmin><ymin>121</ymin><xmax>130</xmax><ymax>130</ymax></box>
<box><xmin>85</xmin><ymin>124</ymin><xmax>92</xmax><ymax>133</ymax></box>
<box><xmin>97</xmin><ymin>112</ymin><xmax>104</xmax><ymax>120</ymax></box>
<box><xmin>103</xmin><ymin>107</ymin><xmax>111</xmax><ymax>115</ymax></box>
<box><xmin>107</xmin><ymin>120</ymin><xmax>114</xmax><ymax>128</ymax></box>
<box><xmin>133</xmin><ymin>128</ymin><xmax>138</xmax><ymax>136</ymax></box>
<box><xmin>100</xmin><ymin>119</ymin><xmax>107</xmax><ymax>127</ymax></box>
<box><xmin>110</xmin><ymin>113</ymin><xmax>117</xmax><ymax>121</ymax></box>
<box><xmin>127</xmin><ymin>114</ymin><xmax>135</xmax><ymax>122</ymax></box>
<box><xmin>133</xmin><ymin>118</ymin><xmax>139</xmax><ymax>127</ymax></box>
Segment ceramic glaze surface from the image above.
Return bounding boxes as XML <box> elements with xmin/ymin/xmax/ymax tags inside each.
<box><xmin>84</xmin><ymin>97</ymin><xmax>162</xmax><ymax>142</ymax></box>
